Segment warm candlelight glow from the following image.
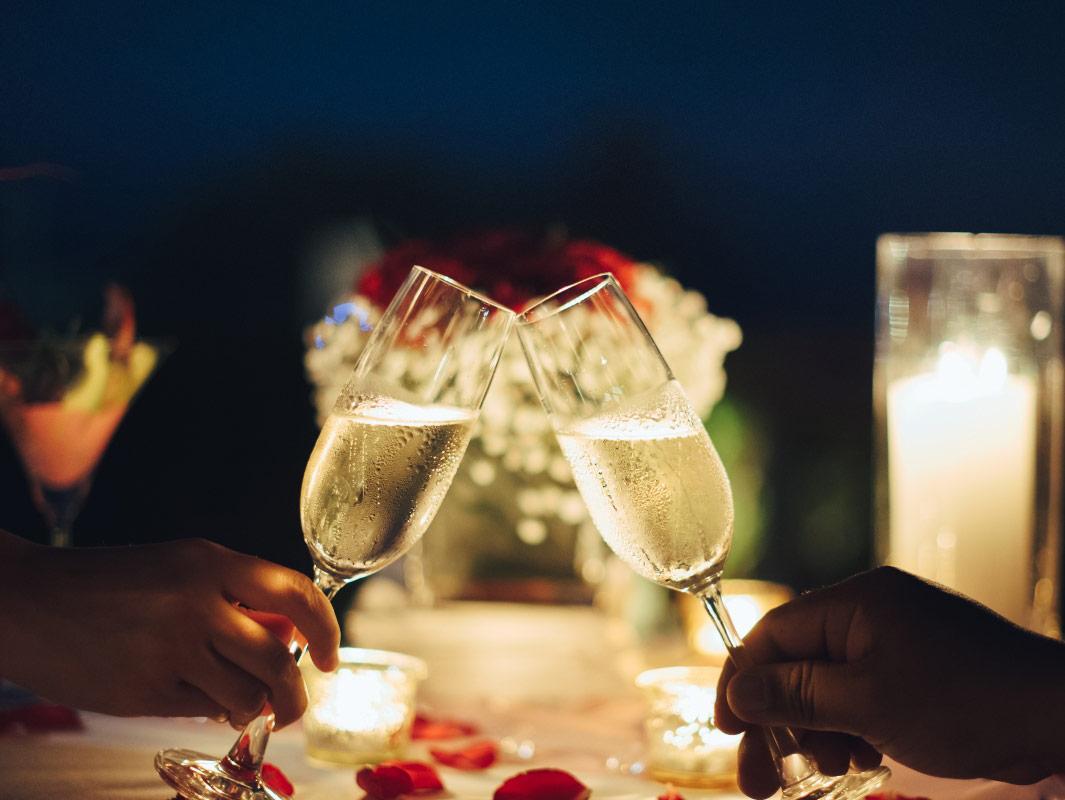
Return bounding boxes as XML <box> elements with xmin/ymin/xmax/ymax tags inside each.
<box><xmin>875</xmin><ymin>233</ymin><xmax>1064</xmax><ymax>636</ymax></box>
<box><xmin>887</xmin><ymin>344</ymin><xmax>1036</xmax><ymax>625</ymax></box>
<box><xmin>636</xmin><ymin>666</ymin><xmax>738</xmax><ymax>789</ymax></box>
<box><xmin>300</xmin><ymin>648</ymin><xmax>426</xmax><ymax>766</ymax></box>
<box><xmin>678</xmin><ymin>580</ymin><xmax>793</xmax><ymax>660</ymax></box>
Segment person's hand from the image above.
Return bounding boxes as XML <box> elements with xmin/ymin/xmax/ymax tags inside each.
<box><xmin>0</xmin><ymin>534</ymin><xmax>340</xmax><ymax>729</ymax></box>
<box><xmin>714</xmin><ymin>566</ymin><xmax>1065</xmax><ymax>798</ymax></box>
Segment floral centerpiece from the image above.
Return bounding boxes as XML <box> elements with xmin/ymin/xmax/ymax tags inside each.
<box><xmin>305</xmin><ymin>230</ymin><xmax>741</xmax><ymax>602</ymax></box>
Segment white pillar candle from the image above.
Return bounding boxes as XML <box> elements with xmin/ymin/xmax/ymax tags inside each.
<box><xmin>887</xmin><ymin>346</ymin><xmax>1036</xmax><ymax>625</ymax></box>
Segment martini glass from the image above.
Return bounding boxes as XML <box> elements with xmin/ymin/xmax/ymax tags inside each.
<box><xmin>0</xmin><ymin>334</ymin><xmax>161</xmax><ymax>547</ymax></box>
<box><xmin>517</xmin><ymin>274</ymin><xmax>890</xmax><ymax>800</ymax></box>
<box><xmin>155</xmin><ymin>265</ymin><xmax>514</xmax><ymax>800</ymax></box>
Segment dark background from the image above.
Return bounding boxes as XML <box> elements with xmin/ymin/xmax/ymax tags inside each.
<box><xmin>3</xmin><ymin>2</ymin><xmax>1065</xmax><ymax>592</ymax></box>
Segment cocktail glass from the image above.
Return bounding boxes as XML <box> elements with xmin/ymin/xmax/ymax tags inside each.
<box><xmin>0</xmin><ymin>334</ymin><xmax>162</xmax><ymax>546</ymax></box>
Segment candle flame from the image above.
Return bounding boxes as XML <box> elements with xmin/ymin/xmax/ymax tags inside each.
<box><xmin>934</xmin><ymin>343</ymin><xmax>1009</xmax><ymax>399</ymax></box>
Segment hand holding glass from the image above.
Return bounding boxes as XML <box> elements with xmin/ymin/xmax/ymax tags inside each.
<box><xmin>155</xmin><ymin>267</ymin><xmax>513</xmax><ymax>800</ymax></box>
<box><xmin>517</xmin><ymin>274</ymin><xmax>889</xmax><ymax>800</ymax></box>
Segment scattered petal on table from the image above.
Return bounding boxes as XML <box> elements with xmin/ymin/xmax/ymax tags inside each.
<box><xmin>412</xmin><ymin>712</ymin><xmax>479</xmax><ymax>740</ymax></box>
<box><xmin>493</xmin><ymin>768</ymin><xmax>591</xmax><ymax>800</ymax></box>
<box><xmin>657</xmin><ymin>785</ymin><xmax>684</xmax><ymax>800</ymax></box>
<box><xmin>261</xmin><ymin>763</ymin><xmax>295</xmax><ymax>796</ymax></box>
<box><xmin>357</xmin><ymin>764</ymin><xmax>414</xmax><ymax>799</ymax></box>
<box><xmin>0</xmin><ymin>704</ymin><xmax>83</xmax><ymax>734</ymax></box>
<box><xmin>356</xmin><ymin>761</ymin><xmax>444</xmax><ymax>798</ymax></box>
<box><xmin>430</xmin><ymin>740</ymin><xmax>499</xmax><ymax>770</ymax></box>
<box><xmin>388</xmin><ymin>761</ymin><xmax>444</xmax><ymax>792</ymax></box>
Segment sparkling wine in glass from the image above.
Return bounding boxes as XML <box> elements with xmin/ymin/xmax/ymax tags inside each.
<box><xmin>517</xmin><ymin>274</ymin><xmax>889</xmax><ymax>800</ymax></box>
<box><xmin>155</xmin><ymin>266</ymin><xmax>514</xmax><ymax>800</ymax></box>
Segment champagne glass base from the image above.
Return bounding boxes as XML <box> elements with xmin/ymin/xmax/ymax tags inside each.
<box><xmin>155</xmin><ymin>748</ymin><xmax>289</xmax><ymax>800</ymax></box>
<box><xmin>781</xmin><ymin>765</ymin><xmax>891</xmax><ymax>800</ymax></box>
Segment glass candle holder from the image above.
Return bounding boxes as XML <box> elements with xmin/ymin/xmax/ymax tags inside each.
<box><xmin>299</xmin><ymin>647</ymin><xmax>427</xmax><ymax>766</ymax></box>
<box><xmin>875</xmin><ymin>234</ymin><xmax>1064</xmax><ymax>635</ymax></box>
<box><xmin>635</xmin><ymin>666</ymin><xmax>738</xmax><ymax>789</ymax></box>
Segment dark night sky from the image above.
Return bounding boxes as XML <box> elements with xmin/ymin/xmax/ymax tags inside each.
<box><xmin>3</xmin><ymin>2</ymin><xmax>1065</xmax><ymax>588</ymax></box>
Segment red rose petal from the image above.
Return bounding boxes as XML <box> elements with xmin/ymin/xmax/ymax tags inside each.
<box><xmin>0</xmin><ymin>704</ymin><xmax>83</xmax><ymax>734</ymax></box>
<box><xmin>384</xmin><ymin>761</ymin><xmax>444</xmax><ymax>793</ymax></box>
<box><xmin>411</xmin><ymin>712</ymin><xmax>478</xmax><ymax>740</ymax></box>
<box><xmin>357</xmin><ymin>764</ymin><xmax>415</xmax><ymax>799</ymax></box>
<box><xmin>261</xmin><ymin>763</ymin><xmax>294</xmax><ymax>796</ymax></box>
<box><xmin>430</xmin><ymin>740</ymin><xmax>498</xmax><ymax>770</ymax></box>
<box><xmin>493</xmin><ymin>768</ymin><xmax>590</xmax><ymax>800</ymax></box>
<box><xmin>658</xmin><ymin>787</ymin><xmax>684</xmax><ymax>800</ymax></box>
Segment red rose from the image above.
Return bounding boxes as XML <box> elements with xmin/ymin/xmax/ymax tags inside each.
<box><xmin>356</xmin><ymin>229</ymin><xmax>637</xmax><ymax>311</ymax></box>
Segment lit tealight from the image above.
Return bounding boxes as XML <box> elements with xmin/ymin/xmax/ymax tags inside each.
<box><xmin>300</xmin><ymin>647</ymin><xmax>427</xmax><ymax>766</ymax></box>
<box><xmin>636</xmin><ymin>666</ymin><xmax>738</xmax><ymax>789</ymax></box>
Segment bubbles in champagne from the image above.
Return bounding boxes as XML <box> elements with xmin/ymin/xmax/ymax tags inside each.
<box><xmin>300</xmin><ymin>395</ymin><xmax>476</xmax><ymax>579</ymax></box>
<box><xmin>556</xmin><ymin>380</ymin><xmax>734</xmax><ymax>593</ymax></box>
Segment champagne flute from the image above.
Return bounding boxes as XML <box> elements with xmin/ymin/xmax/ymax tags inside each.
<box><xmin>517</xmin><ymin>274</ymin><xmax>889</xmax><ymax>800</ymax></box>
<box><xmin>155</xmin><ymin>266</ymin><xmax>514</xmax><ymax>800</ymax></box>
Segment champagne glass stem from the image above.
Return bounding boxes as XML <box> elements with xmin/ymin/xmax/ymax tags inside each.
<box><xmin>219</xmin><ymin>568</ymin><xmax>344</xmax><ymax>781</ymax></box>
<box><xmin>700</xmin><ymin>581</ymin><xmax>820</xmax><ymax>792</ymax></box>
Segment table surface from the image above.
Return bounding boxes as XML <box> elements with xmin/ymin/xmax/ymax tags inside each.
<box><xmin>2</xmin><ymin>601</ymin><xmax>1063</xmax><ymax>799</ymax></box>
<box><xmin>1</xmin><ymin>708</ymin><xmax>1061</xmax><ymax>800</ymax></box>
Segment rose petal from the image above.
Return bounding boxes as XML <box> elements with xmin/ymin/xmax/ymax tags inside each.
<box><xmin>0</xmin><ymin>704</ymin><xmax>83</xmax><ymax>734</ymax></box>
<box><xmin>356</xmin><ymin>764</ymin><xmax>415</xmax><ymax>799</ymax></box>
<box><xmin>493</xmin><ymin>768</ymin><xmax>590</xmax><ymax>800</ymax></box>
<box><xmin>261</xmin><ymin>763</ymin><xmax>295</xmax><ymax>796</ymax></box>
<box><xmin>384</xmin><ymin>761</ymin><xmax>444</xmax><ymax>793</ymax></box>
<box><xmin>657</xmin><ymin>786</ymin><xmax>684</xmax><ymax>800</ymax></box>
<box><xmin>430</xmin><ymin>740</ymin><xmax>498</xmax><ymax>770</ymax></box>
<box><xmin>412</xmin><ymin>712</ymin><xmax>478</xmax><ymax>740</ymax></box>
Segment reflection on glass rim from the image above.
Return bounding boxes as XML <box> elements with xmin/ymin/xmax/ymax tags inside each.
<box><xmin>410</xmin><ymin>264</ymin><xmax>514</xmax><ymax>315</ymax></box>
<box><xmin>518</xmin><ymin>272</ymin><xmax>617</xmax><ymax>324</ymax></box>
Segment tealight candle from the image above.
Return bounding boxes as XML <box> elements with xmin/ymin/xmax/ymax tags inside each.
<box><xmin>636</xmin><ymin>666</ymin><xmax>738</xmax><ymax>789</ymax></box>
<box><xmin>299</xmin><ymin>647</ymin><xmax>427</xmax><ymax>766</ymax></box>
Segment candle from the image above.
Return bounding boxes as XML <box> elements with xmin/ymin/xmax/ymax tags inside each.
<box><xmin>887</xmin><ymin>345</ymin><xmax>1036</xmax><ymax>625</ymax></box>
<box><xmin>300</xmin><ymin>648</ymin><xmax>427</xmax><ymax>766</ymax></box>
<box><xmin>636</xmin><ymin>666</ymin><xmax>738</xmax><ymax>789</ymax></box>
